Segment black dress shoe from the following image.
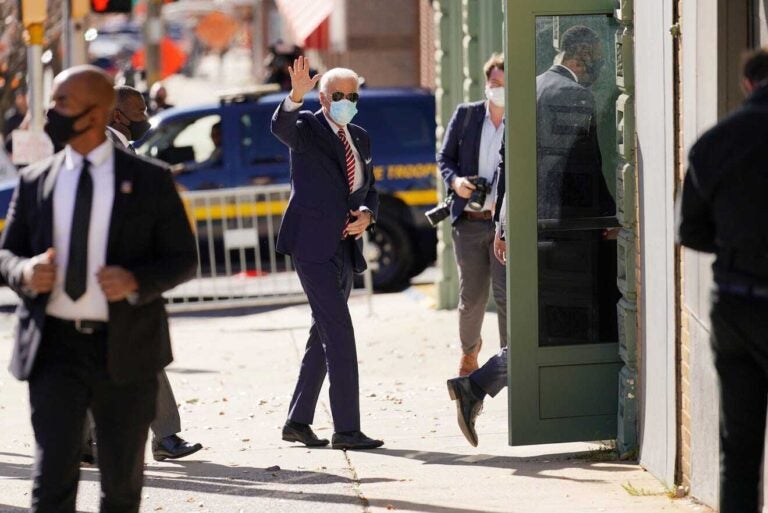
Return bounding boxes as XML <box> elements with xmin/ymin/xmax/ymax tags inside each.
<box><xmin>447</xmin><ymin>377</ymin><xmax>483</xmax><ymax>447</ymax></box>
<box><xmin>282</xmin><ymin>421</ymin><xmax>329</xmax><ymax>447</ymax></box>
<box><xmin>152</xmin><ymin>434</ymin><xmax>203</xmax><ymax>461</ymax></box>
<box><xmin>331</xmin><ymin>431</ymin><xmax>384</xmax><ymax>450</ymax></box>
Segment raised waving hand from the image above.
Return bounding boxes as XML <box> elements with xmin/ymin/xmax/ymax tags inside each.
<box><xmin>288</xmin><ymin>56</ymin><xmax>321</xmax><ymax>103</ymax></box>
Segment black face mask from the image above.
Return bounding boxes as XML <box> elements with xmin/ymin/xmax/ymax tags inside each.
<box><xmin>581</xmin><ymin>57</ymin><xmax>605</xmax><ymax>87</ymax></box>
<box><xmin>117</xmin><ymin>110</ymin><xmax>151</xmax><ymax>141</ymax></box>
<box><xmin>44</xmin><ymin>106</ymin><xmax>94</xmax><ymax>145</ymax></box>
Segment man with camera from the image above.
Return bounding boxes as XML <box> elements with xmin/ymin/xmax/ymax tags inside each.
<box><xmin>437</xmin><ymin>54</ymin><xmax>507</xmax><ymax>376</ymax></box>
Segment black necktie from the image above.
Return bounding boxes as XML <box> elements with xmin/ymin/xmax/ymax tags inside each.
<box><xmin>65</xmin><ymin>159</ymin><xmax>93</xmax><ymax>301</ymax></box>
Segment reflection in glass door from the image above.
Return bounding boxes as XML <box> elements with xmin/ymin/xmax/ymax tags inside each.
<box><xmin>535</xmin><ymin>15</ymin><xmax>621</xmax><ymax>348</ymax></box>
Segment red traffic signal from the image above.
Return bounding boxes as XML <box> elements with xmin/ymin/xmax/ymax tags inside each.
<box><xmin>91</xmin><ymin>0</ymin><xmax>132</xmax><ymax>13</ymax></box>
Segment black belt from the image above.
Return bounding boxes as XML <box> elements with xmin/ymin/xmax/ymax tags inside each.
<box><xmin>717</xmin><ymin>282</ymin><xmax>768</xmax><ymax>299</ymax></box>
<box><xmin>46</xmin><ymin>316</ymin><xmax>108</xmax><ymax>335</ymax></box>
<box><xmin>460</xmin><ymin>210</ymin><xmax>493</xmax><ymax>221</ymax></box>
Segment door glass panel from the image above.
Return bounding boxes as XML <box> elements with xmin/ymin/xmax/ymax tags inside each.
<box><xmin>535</xmin><ymin>15</ymin><xmax>620</xmax><ymax>347</ymax></box>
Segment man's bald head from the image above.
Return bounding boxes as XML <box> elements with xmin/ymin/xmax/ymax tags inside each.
<box><xmin>53</xmin><ymin>65</ymin><xmax>116</xmax><ymax>111</ymax></box>
<box><xmin>48</xmin><ymin>65</ymin><xmax>115</xmax><ymax>152</ymax></box>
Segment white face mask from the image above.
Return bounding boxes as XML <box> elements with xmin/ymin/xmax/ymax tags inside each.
<box><xmin>485</xmin><ymin>86</ymin><xmax>505</xmax><ymax>108</ymax></box>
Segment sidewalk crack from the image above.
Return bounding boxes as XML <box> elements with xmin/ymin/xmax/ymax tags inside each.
<box><xmin>342</xmin><ymin>449</ymin><xmax>371</xmax><ymax>513</ymax></box>
<box><xmin>290</xmin><ymin>328</ymin><xmax>368</xmax><ymax>511</ymax></box>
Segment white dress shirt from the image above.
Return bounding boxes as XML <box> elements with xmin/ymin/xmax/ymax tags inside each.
<box><xmin>106</xmin><ymin>126</ymin><xmax>130</xmax><ymax>149</ymax></box>
<box><xmin>282</xmin><ymin>96</ymin><xmax>364</xmax><ymax>191</ymax></box>
<box><xmin>466</xmin><ymin>103</ymin><xmax>504</xmax><ymax>212</ymax></box>
<box><xmin>46</xmin><ymin>139</ymin><xmax>115</xmax><ymax>321</ymax></box>
<box><xmin>555</xmin><ymin>64</ymin><xmax>579</xmax><ymax>83</ymax></box>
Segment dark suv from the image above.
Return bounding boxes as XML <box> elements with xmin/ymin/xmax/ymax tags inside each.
<box><xmin>137</xmin><ymin>87</ymin><xmax>438</xmax><ymax>291</ymax></box>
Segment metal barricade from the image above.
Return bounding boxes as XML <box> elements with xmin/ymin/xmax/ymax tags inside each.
<box><xmin>166</xmin><ymin>184</ymin><xmax>373</xmax><ymax>312</ymax></box>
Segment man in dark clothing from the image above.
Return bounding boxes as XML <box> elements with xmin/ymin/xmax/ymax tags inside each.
<box><xmin>4</xmin><ymin>89</ymin><xmax>29</xmax><ymax>155</ymax></box>
<box><xmin>3</xmin><ymin>89</ymin><xmax>28</xmax><ymax>139</ymax></box>
<box><xmin>678</xmin><ymin>47</ymin><xmax>768</xmax><ymax>513</ymax></box>
<box><xmin>148</xmin><ymin>82</ymin><xmax>174</xmax><ymax>115</ymax></box>
<box><xmin>0</xmin><ymin>65</ymin><xmax>197</xmax><ymax>513</ymax></box>
<box><xmin>90</xmin><ymin>85</ymin><xmax>203</xmax><ymax>464</ymax></box>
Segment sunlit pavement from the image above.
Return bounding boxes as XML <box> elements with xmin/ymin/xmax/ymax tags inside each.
<box><xmin>0</xmin><ymin>285</ymin><xmax>712</xmax><ymax>513</ymax></box>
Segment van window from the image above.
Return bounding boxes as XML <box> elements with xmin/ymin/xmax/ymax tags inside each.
<box><xmin>138</xmin><ymin>114</ymin><xmax>222</xmax><ymax>166</ymax></box>
<box><xmin>240</xmin><ymin>110</ymin><xmax>286</xmax><ymax>165</ymax></box>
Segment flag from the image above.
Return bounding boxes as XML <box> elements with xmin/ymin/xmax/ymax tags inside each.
<box><xmin>274</xmin><ymin>0</ymin><xmax>334</xmax><ymax>46</ymax></box>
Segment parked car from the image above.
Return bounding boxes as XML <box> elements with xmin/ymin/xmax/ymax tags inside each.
<box><xmin>136</xmin><ymin>86</ymin><xmax>439</xmax><ymax>291</ymax></box>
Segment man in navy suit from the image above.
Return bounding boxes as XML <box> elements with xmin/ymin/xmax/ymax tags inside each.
<box><xmin>271</xmin><ymin>57</ymin><xmax>383</xmax><ymax>450</ymax></box>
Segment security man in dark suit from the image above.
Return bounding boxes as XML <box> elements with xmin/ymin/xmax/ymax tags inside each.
<box><xmin>678</xmin><ymin>47</ymin><xmax>768</xmax><ymax>513</ymax></box>
<box><xmin>0</xmin><ymin>66</ymin><xmax>197</xmax><ymax>513</ymax></box>
<box><xmin>78</xmin><ymin>85</ymin><xmax>202</xmax><ymax>465</ymax></box>
<box><xmin>438</xmin><ymin>54</ymin><xmax>507</xmax><ymax>377</ymax></box>
<box><xmin>271</xmin><ymin>56</ymin><xmax>383</xmax><ymax>450</ymax></box>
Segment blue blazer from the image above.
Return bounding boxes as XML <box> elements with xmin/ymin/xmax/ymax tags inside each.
<box><xmin>437</xmin><ymin>101</ymin><xmax>488</xmax><ymax>224</ymax></box>
<box><xmin>271</xmin><ymin>101</ymin><xmax>379</xmax><ymax>272</ymax></box>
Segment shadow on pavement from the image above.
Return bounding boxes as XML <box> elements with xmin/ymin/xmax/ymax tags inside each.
<box><xmin>147</xmin><ymin>460</ymin><xmax>501</xmax><ymax>513</ymax></box>
<box><xmin>146</xmin><ymin>459</ymin><xmax>396</xmax><ymax>488</ymax></box>
<box><xmin>369</xmin><ymin>448</ymin><xmax>639</xmax><ymax>483</ymax></box>
<box><xmin>1</xmin><ymin>454</ymin><xmax>510</xmax><ymax>513</ymax></box>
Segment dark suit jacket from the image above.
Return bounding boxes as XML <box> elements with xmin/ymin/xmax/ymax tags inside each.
<box><xmin>437</xmin><ymin>101</ymin><xmax>488</xmax><ymax>224</ymax></box>
<box><xmin>678</xmin><ymin>84</ymin><xmax>768</xmax><ymax>284</ymax></box>
<box><xmin>0</xmin><ymin>147</ymin><xmax>197</xmax><ymax>383</ymax></box>
<box><xmin>536</xmin><ymin>66</ymin><xmax>614</xmax><ymax>219</ymax></box>
<box><xmin>270</xmin><ymin>102</ymin><xmax>379</xmax><ymax>273</ymax></box>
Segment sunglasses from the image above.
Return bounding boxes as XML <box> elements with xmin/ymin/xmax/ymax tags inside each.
<box><xmin>330</xmin><ymin>91</ymin><xmax>360</xmax><ymax>103</ymax></box>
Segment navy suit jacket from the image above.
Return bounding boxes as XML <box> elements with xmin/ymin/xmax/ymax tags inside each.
<box><xmin>271</xmin><ymin>101</ymin><xmax>378</xmax><ymax>273</ymax></box>
<box><xmin>437</xmin><ymin>101</ymin><xmax>488</xmax><ymax>224</ymax></box>
<box><xmin>0</xmin><ymin>148</ymin><xmax>197</xmax><ymax>383</ymax></box>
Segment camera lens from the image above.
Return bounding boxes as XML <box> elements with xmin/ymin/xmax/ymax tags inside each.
<box><xmin>468</xmin><ymin>190</ymin><xmax>486</xmax><ymax>211</ymax></box>
<box><xmin>425</xmin><ymin>205</ymin><xmax>451</xmax><ymax>227</ymax></box>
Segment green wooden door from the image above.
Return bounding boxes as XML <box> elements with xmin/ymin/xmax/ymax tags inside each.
<box><xmin>504</xmin><ymin>0</ymin><xmax>623</xmax><ymax>445</ymax></box>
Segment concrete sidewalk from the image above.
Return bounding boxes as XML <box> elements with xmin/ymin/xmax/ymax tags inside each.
<box><xmin>0</xmin><ymin>288</ymin><xmax>711</xmax><ymax>513</ymax></box>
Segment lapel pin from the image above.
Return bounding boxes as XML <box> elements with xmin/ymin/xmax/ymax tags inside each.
<box><xmin>120</xmin><ymin>180</ymin><xmax>133</xmax><ymax>194</ymax></box>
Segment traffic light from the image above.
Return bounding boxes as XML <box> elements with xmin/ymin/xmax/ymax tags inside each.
<box><xmin>91</xmin><ymin>0</ymin><xmax>132</xmax><ymax>13</ymax></box>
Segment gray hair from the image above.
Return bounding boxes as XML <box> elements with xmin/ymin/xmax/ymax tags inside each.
<box><xmin>319</xmin><ymin>67</ymin><xmax>360</xmax><ymax>95</ymax></box>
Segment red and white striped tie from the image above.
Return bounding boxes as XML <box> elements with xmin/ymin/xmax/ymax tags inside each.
<box><xmin>338</xmin><ymin>128</ymin><xmax>356</xmax><ymax>237</ymax></box>
<box><xmin>337</xmin><ymin>128</ymin><xmax>356</xmax><ymax>192</ymax></box>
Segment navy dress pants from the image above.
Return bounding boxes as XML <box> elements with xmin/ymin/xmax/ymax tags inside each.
<box><xmin>471</xmin><ymin>347</ymin><xmax>508</xmax><ymax>398</ymax></box>
<box><xmin>288</xmin><ymin>239</ymin><xmax>361</xmax><ymax>433</ymax></box>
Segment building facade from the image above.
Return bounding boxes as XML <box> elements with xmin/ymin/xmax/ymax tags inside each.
<box><xmin>433</xmin><ymin>0</ymin><xmax>768</xmax><ymax>509</ymax></box>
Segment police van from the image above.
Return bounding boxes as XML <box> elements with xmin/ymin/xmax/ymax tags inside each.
<box><xmin>137</xmin><ymin>86</ymin><xmax>438</xmax><ymax>291</ymax></box>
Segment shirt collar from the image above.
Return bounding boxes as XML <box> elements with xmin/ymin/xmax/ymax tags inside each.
<box><xmin>64</xmin><ymin>138</ymin><xmax>113</xmax><ymax>170</ymax></box>
<box><xmin>323</xmin><ymin>110</ymin><xmax>345</xmax><ymax>135</ymax></box>
<box><xmin>107</xmin><ymin>126</ymin><xmax>130</xmax><ymax>148</ymax></box>
<box><xmin>484</xmin><ymin>102</ymin><xmax>504</xmax><ymax>124</ymax></box>
<box><xmin>555</xmin><ymin>64</ymin><xmax>579</xmax><ymax>83</ymax></box>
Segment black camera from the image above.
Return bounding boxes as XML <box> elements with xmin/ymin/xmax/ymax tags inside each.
<box><xmin>425</xmin><ymin>191</ymin><xmax>455</xmax><ymax>227</ymax></box>
<box><xmin>466</xmin><ymin>177</ymin><xmax>491</xmax><ymax>211</ymax></box>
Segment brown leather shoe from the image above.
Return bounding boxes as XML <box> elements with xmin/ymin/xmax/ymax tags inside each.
<box><xmin>458</xmin><ymin>352</ymin><xmax>479</xmax><ymax>376</ymax></box>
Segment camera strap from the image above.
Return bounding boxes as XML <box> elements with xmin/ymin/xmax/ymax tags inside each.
<box><xmin>457</xmin><ymin>104</ymin><xmax>474</xmax><ymax>148</ymax></box>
